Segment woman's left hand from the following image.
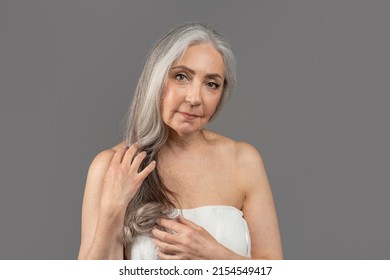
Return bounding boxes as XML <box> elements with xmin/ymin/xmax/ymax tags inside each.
<box><xmin>151</xmin><ymin>215</ymin><xmax>240</xmax><ymax>260</ymax></box>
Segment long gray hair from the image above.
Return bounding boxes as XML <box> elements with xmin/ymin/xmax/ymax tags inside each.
<box><xmin>122</xmin><ymin>22</ymin><xmax>237</xmax><ymax>247</ymax></box>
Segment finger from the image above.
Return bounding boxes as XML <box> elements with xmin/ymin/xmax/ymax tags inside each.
<box><xmin>157</xmin><ymin>251</ymin><xmax>181</xmax><ymax>260</ymax></box>
<box><xmin>122</xmin><ymin>143</ymin><xmax>138</xmax><ymax>164</ymax></box>
<box><xmin>112</xmin><ymin>145</ymin><xmax>129</xmax><ymax>164</ymax></box>
<box><xmin>131</xmin><ymin>151</ymin><xmax>147</xmax><ymax>171</ymax></box>
<box><xmin>151</xmin><ymin>227</ymin><xmax>178</xmax><ymax>244</ymax></box>
<box><xmin>157</xmin><ymin>217</ymin><xmax>187</xmax><ymax>233</ymax></box>
<box><xmin>153</xmin><ymin>238</ymin><xmax>181</xmax><ymax>255</ymax></box>
<box><xmin>137</xmin><ymin>160</ymin><xmax>156</xmax><ymax>179</ymax></box>
<box><xmin>177</xmin><ymin>215</ymin><xmax>200</xmax><ymax>228</ymax></box>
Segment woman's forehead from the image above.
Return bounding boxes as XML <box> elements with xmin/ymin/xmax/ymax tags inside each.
<box><xmin>171</xmin><ymin>43</ymin><xmax>225</xmax><ymax>77</ymax></box>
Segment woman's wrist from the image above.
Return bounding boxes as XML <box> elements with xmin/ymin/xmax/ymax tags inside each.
<box><xmin>99</xmin><ymin>202</ymin><xmax>127</xmax><ymax>221</ymax></box>
<box><xmin>96</xmin><ymin>206</ymin><xmax>126</xmax><ymax>239</ymax></box>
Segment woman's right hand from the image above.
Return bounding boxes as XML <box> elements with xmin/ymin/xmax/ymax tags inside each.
<box><xmin>99</xmin><ymin>144</ymin><xmax>156</xmax><ymax>216</ymax></box>
<box><xmin>78</xmin><ymin>143</ymin><xmax>155</xmax><ymax>259</ymax></box>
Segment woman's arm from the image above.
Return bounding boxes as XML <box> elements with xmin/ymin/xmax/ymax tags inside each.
<box><xmin>238</xmin><ymin>142</ymin><xmax>283</xmax><ymax>259</ymax></box>
<box><xmin>78</xmin><ymin>144</ymin><xmax>155</xmax><ymax>259</ymax></box>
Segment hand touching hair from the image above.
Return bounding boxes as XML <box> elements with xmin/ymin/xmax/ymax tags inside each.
<box><xmin>122</xmin><ymin>22</ymin><xmax>236</xmax><ymax>245</ymax></box>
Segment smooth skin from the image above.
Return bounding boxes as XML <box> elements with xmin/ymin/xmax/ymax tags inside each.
<box><xmin>78</xmin><ymin>43</ymin><xmax>283</xmax><ymax>259</ymax></box>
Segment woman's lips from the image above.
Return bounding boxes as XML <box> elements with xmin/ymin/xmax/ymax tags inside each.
<box><xmin>178</xmin><ymin>111</ymin><xmax>199</xmax><ymax>120</ymax></box>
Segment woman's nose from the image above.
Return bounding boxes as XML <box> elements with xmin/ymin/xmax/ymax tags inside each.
<box><xmin>185</xmin><ymin>82</ymin><xmax>201</xmax><ymax>106</ymax></box>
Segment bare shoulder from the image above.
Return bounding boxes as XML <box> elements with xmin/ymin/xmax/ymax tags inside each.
<box><xmin>99</xmin><ymin>141</ymin><xmax>126</xmax><ymax>160</ymax></box>
<box><xmin>205</xmin><ymin>130</ymin><xmax>264</xmax><ymax>166</ymax></box>
<box><xmin>96</xmin><ymin>141</ymin><xmax>126</xmax><ymax>160</ymax></box>
<box><xmin>85</xmin><ymin>141</ymin><xmax>126</xmax><ymax>189</ymax></box>
<box><xmin>234</xmin><ymin>141</ymin><xmax>264</xmax><ymax>168</ymax></box>
<box><xmin>209</xmin><ymin>132</ymin><xmax>267</xmax><ymax>192</ymax></box>
<box><xmin>234</xmin><ymin>142</ymin><xmax>268</xmax><ymax>191</ymax></box>
<box><xmin>89</xmin><ymin>142</ymin><xmax>122</xmax><ymax>172</ymax></box>
<box><xmin>203</xmin><ymin>129</ymin><xmax>237</xmax><ymax>152</ymax></box>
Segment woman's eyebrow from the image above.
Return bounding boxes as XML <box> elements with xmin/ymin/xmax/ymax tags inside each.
<box><xmin>171</xmin><ymin>65</ymin><xmax>195</xmax><ymax>74</ymax></box>
<box><xmin>171</xmin><ymin>65</ymin><xmax>223</xmax><ymax>80</ymax></box>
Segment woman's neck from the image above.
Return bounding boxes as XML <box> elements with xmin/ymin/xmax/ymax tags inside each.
<box><xmin>164</xmin><ymin>129</ymin><xmax>209</xmax><ymax>153</ymax></box>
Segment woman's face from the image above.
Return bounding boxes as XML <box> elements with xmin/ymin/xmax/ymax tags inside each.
<box><xmin>161</xmin><ymin>43</ymin><xmax>225</xmax><ymax>137</ymax></box>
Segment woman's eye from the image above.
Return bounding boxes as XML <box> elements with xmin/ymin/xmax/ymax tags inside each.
<box><xmin>175</xmin><ymin>73</ymin><xmax>187</xmax><ymax>81</ymax></box>
<box><xmin>206</xmin><ymin>82</ymin><xmax>219</xmax><ymax>89</ymax></box>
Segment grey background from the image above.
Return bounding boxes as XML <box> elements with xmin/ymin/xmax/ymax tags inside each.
<box><xmin>0</xmin><ymin>0</ymin><xmax>389</xmax><ymax>259</ymax></box>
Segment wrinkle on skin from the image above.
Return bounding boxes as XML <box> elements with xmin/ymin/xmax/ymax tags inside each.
<box><xmin>161</xmin><ymin>43</ymin><xmax>225</xmax><ymax>144</ymax></box>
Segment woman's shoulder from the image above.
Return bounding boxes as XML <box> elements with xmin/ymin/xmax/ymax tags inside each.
<box><xmin>205</xmin><ymin>130</ymin><xmax>263</xmax><ymax>164</ymax></box>
<box><xmin>88</xmin><ymin>141</ymin><xmax>126</xmax><ymax>176</ymax></box>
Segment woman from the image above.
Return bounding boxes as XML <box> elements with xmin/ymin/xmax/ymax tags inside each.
<box><xmin>78</xmin><ymin>23</ymin><xmax>283</xmax><ymax>259</ymax></box>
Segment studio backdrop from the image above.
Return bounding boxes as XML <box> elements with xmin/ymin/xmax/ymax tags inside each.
<box><xmin>0</xmin><ymin>0</ymin><xmax>389</xmax><ymax>259</ymax></box>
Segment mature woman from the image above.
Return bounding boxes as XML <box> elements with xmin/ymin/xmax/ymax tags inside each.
<box><xmin>78</xmin><ymin>23</ymin><xmax>283</xmax><ymax>260</ymax></box>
